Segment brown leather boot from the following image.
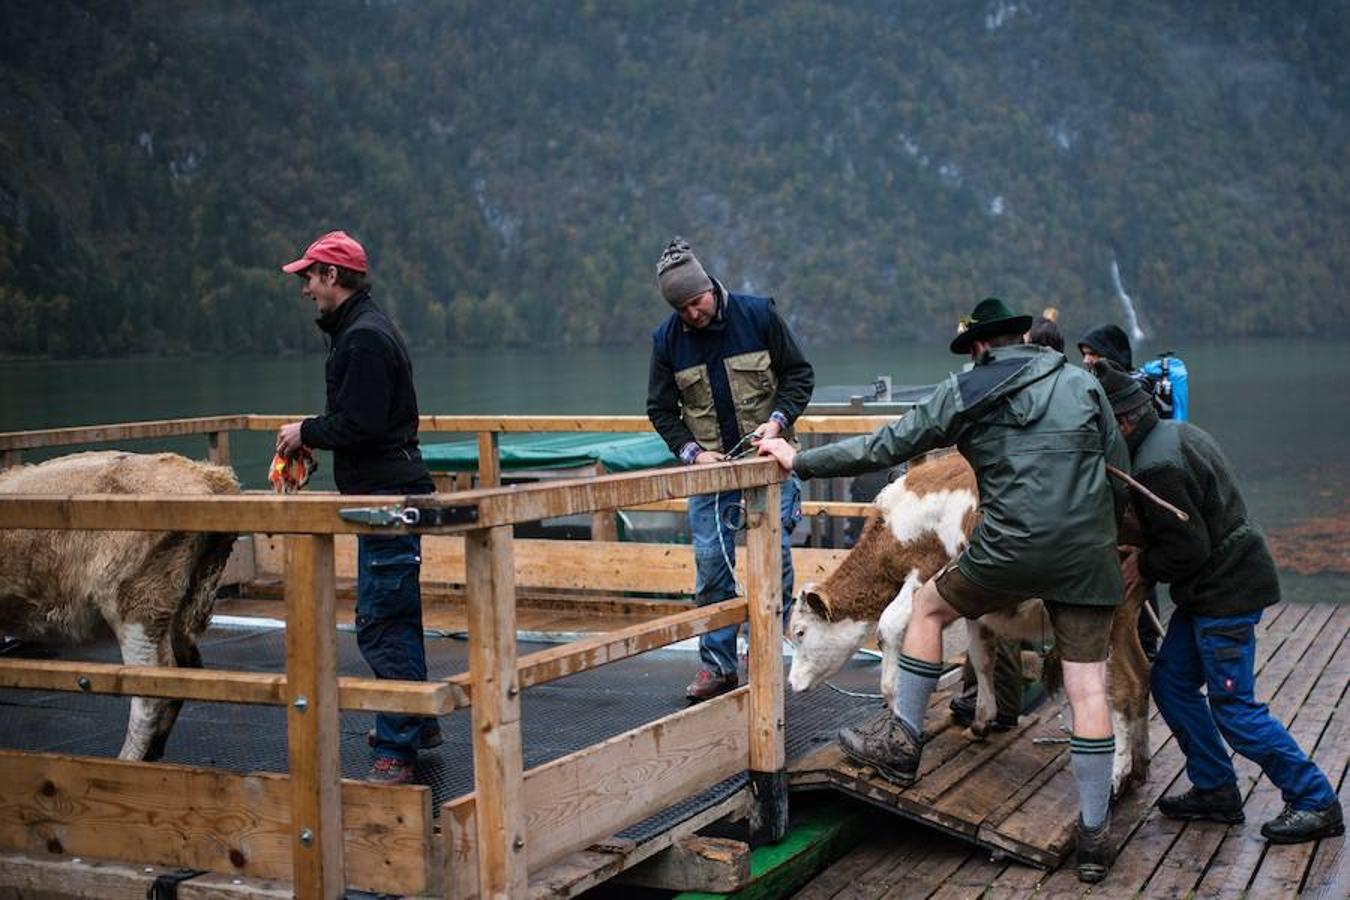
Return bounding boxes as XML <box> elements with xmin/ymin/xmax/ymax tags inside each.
<box><xmin>1075</xmin><ymin>814</ymin><xmax>1115</xmax><ymax>884</ymax></box>
<box><xmin>837</xmin><ymin>712</ymin><xmax>922</xmax><ymax>785</ymax></box>
<box><xmin>685</xmin><ymin>668</ymin><xmax>738</xmax><ymax>703</ymax></box>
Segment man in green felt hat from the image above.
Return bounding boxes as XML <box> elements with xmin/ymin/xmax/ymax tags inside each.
<box><xmin>759</xmin><ymin>296</ymin><xmax>1131</xmax><ymax>883</ymax></box>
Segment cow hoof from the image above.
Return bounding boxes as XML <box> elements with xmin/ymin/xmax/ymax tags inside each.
<box><xmin>964</xmin><ymin>725</ymin><xmax>989</xmax><ymax>742</ymax></box>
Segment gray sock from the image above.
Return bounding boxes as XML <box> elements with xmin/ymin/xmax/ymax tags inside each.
<box><xmin>1071</xmin><ymin>734</ymin><xmax>1115</xmax><ymax>829</ymax></box>
<box><xmin>895</xmin><ymin>653</ymin><xmax>944</xmax><ymax>735</ymax></box>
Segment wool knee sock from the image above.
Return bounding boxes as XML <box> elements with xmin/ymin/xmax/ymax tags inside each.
<box><xmin>894</xmin><ymin>653</ymin><xmax>944</xmax><ymax>735</ymax></box>
<box><xmin>1071</xmin><ymin>734</ymin><xmax>1115</xmax><ymax>829</ymax></box>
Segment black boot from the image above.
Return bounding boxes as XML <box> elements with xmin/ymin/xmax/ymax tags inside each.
<box><xmin>1158</xmin><ymin>784</ymin><xmax>1245</xmax><ymax>824</ymax></box>
<box><xmin>1260</xmin><ymin>801</ymin><xmax>1344</xmax><ymax>844</ymax></box>
<box><xmin>837</xmin><ymin>712</ymin><xmax>923</xmax><ymax>786</ymax></box>
<box><xmin>1075</xmin><ymin>814</ymin><xmax>1114</xmax><ymax>884</ymax></box>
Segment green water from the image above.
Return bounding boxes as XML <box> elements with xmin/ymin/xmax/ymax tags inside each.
<box><xmin>3</xmin><ymin>337</ymin><xmax>1347</xmax><ymax>602</ymax></box>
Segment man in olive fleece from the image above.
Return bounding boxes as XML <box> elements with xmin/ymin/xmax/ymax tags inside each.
<box><xmin>646</xmin><ymin>236</ymin><xmax>813</xmax><ymax>702</ymax></box>
<box><xmin>1093</xmin><ymin>361</ymin><xmax>1343</xmax><ymax>844</ymax></box>
<box><xmin>759</xmin><ymin>297</ymin><xmax>1129</xmax><ymax>883</ymax></box>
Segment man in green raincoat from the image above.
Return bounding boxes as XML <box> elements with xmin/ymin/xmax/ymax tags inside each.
<box><xmin>759</xmin><ymin>297</ymin><xmax>1129</xmax><ymax>883</ymax></box>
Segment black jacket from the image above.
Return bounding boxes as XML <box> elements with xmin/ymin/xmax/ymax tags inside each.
<box><xmin>300</xmin><ymin>290</ymin><xmax>431</xmax><ymax>494</ymax></box>
<box><xmin>1130</xmin><ymin>415</ymin><xmax>1279</xmax><ymax>617</ymax></box>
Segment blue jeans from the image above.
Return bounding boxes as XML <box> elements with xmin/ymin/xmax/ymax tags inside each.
<box><xmin>1151</xmin><ymin>607</ymin><xmax>1336</xmax><ymax>810</ymax></box>
<box><xmin>687</xmin><ymin>474</ymin><xmax>802</xmax><ymax>675</ymax></box>
<box><xmin>357</xmin><ymin>532</ymin><xmax>433</xmax><ymax>761</ymax></box>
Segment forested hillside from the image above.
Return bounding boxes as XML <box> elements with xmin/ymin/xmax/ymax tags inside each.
<box><xmin>1</xmin><ymin>1</ymin><xmax>1346</xmax><ymax>357</ymax></box>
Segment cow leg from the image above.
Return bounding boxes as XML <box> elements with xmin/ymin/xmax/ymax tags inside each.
<box><xmin>877</xmin><ymin>574</ymin><xmax>919</xmax><ymax>712</ymax></box>
<box><xmin>142</xmin><ymin>632</ymin><xmax>203</xmax><ymax>761</ymax></box>
<box><xmin>114</xmin><ymin>622</ymin><xmax>174</xmax><ymax>761</ymax></box>
<box><xmin>1129</xmin><ymin>711</ymin><xmax>1151</xmax><ymax>786</ymax></box>
<box><xmin>966</xmin><ymin>621</ymin><xmax>998</xmax><ymax>739</ymax></box>
<box><xmin>1110</xmin><ymin>708</ymin><xmax>1134</xmax><ymax>796</ymax></box>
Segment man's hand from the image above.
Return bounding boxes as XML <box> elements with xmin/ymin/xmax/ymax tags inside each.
<box><xmin>751</xmin><ymin>419</ymin><xmax>783</xmax><ymax>443</ymax></box>
<box><xmin>276</xmin><ymin>422</ymin><xmax>306</xmax><ymax>457</ymax></box>
<box><xmin>693</xmin><ymin>450</ymin><xmax>727</xmax><ymax>465</ymax></box>
<box><xmin>757</xmin><ymin>436</ymin><xmax>796</xmax><ymax>472</ymax></box>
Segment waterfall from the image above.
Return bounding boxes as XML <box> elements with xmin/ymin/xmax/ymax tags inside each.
<box><xmin>1110</xmin><ymin>254</ymin><xmax>1146</xmax><ymax>341</ymax></box>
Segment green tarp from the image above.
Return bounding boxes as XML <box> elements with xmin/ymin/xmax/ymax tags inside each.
<box><xmin>421</xmin><ymin>432</ymin><xmax>676</xmax><ymax>474</ymax></box>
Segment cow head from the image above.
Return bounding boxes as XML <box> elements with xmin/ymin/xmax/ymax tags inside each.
<box><xmin>786</xmin><ymin>583</ymin><xmax>872</xmax><ymax>692</ymax></box>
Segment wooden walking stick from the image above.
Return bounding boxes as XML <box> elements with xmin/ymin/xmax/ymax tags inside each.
<box><xmin>1107</xmin><ymin>464</ymin><xmax>1189</xmax><ymax>522</ymax></box>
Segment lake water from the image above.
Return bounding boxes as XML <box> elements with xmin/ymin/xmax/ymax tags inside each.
<box><xmin>2</xmin><ymin>337</ymin><xmax>1347</xmax><ymax>603</ymax></box>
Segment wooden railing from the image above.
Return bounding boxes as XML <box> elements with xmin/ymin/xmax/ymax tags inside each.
<box><xmin>0</xmin><ymin>457</ymin><xmax>792</xmax><ymax>899</ymax></box>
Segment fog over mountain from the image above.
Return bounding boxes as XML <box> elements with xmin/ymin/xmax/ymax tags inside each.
<box><xmin>1</xmin><ymin>1</ymin><xmax>1346</xmax><ymax>356</ymax></box>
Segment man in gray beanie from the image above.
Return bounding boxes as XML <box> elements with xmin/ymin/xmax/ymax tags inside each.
<box><xmin>646</xmin><ymin>236</ymin><xmax>815</xmax><ymax>702</ymax></box>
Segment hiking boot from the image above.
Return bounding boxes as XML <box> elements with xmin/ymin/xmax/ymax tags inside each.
<box><xmin>948</xmin><ymin>690</ymin><xmax>1018</xmax><ymax>731</ymax></box>
<box><xmin>1260</xmin><ymin>800</ymin><xmax>1344</xmax><ymax>844</ymax></box>
<box><xmin>837</xmin><ymin>712</ymin><xmax>922</xmax><ymax>786</ymax></box>
<box><xmin>686</xmin><ymin>669</ymin><xmax>738</xmax><ymax>703</ymax></box>
<box><xmin>1158</xmin><ymin>783</ymin><xmax>1245</xmax><ymax>824</ymax></box>
<box><xmin>367</xmin><ymin>755</ymin><xmax>416</xmax><ymax>786</ymax></box>
<box><xmin>367</xmin><ymin>721</ymin><xmax>444</xmax><ymax>751</ymax></box>
<box><xmin>1075</xmin><ymin>814</ymin><xmax>1115</xmax><ymax>884</ymax></box>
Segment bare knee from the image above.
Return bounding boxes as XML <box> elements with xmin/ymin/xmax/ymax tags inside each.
<box><xmin>913</xmin><ymin>580</ymin><xmax>960</xmax><ymax>627</ymax></box>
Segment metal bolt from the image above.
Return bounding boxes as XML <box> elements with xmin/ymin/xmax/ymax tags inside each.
<box><xmin>507</xmin><ymin>685</ymin><xmax>519</xmax><ymax>698</ymax></box>
<box><xmin>513</xmin><ymin>835</ymin><xmax>525</xmax><ymax>851</ymax></box>
<box><xmin>76</xmin><ymin>676</ymin><xmax>91</xmax><ymax>691</ymax></box>
<box><xmin>292</xmin><ymin>696</ymin><xmax>308</xmax><ymax>712</ymax></box>
<box><xmin>298</xmin><ymin>828</ymin><xmax>314</xmax><ymax>847</ymax></box>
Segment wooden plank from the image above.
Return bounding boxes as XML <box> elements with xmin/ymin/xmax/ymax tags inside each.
<box><xmin>465</xmin><ymin>524</ymin><xmax>527</xmax><ymax>899</ymax></box>
<box><xmin>615</xmin><ymin>836</ymin><xmax>750</xmax><ymax>892</ymax></box>
<box><xmin>0</xmin><ymin>415</ymin><xmax>250</xmax><ymax>451</ymax></box>
<box><xmin>0</xmin><ymin>658</ymin><xmax>448</xmax><ymax>715</ymax></box>
<box><xmin>207</xmin><ymin>431</ymin><xmax>231</xmax><ymax>468</ymax></box>
<box><xmin>745</xmin><ymin>483</ymin><xmax>788</xmax><ymax>843</ymax></box>
<box><xmin>588</xmin><ymin>462</ymin><xmax>620</xmax><ymax>541</ymax></box>
<box><xmin>243</xmin><ymin>413</ymin><xmax>900</xmax><ymax>435</ymax></box>
<box><xmin>524</xmin><ymin>789</ymin><xmax>749</xmax><ymax>900</ymax></box>
<box><xmin>477</xmin><ymin>431</ymin><xmax>501</xmax><ymax>488</ymax></box>
<box><xmin>1</xmin><ymin>449</ymin><xmax>21</xmax><ymax>470</ymax></box>
<box><xmin>628</xmin><ymin>498</ymin><xmax>876</xmax><ymax>518</ymax></box>
<box><xmin>0</xmin><ymin>460</ymin><xmax>786</xmax><ymax>535</ymax></box>
<box><xmin>446</xmin><ymin>598</ymin><xmax>747</xmax><ymax>708</ymax></box>
<box><xmin>283</xmin><ymin>535</ymin><xmax>343</xmax><ymax>899</ymax></box>
<box><xmin>445</xmin><ymin>689</ymin><xmax>751</xmax><ymax>899</ymax></box>
<box><xmin>252</xmin><ymin>534</ymin><xmax>847</xmax><ymax>597</ymax></box>
<box><xmin>0</xmin><ymin>751</ymin><xmax>431</xmax><ymax>894</ymax></box>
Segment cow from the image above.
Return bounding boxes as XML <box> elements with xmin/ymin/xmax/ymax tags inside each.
<box><xmin>786</xmin><ymin>451</ymin><xmax>1151</xmax><ymax>795</ymax></box>
<box><xmin>0</xmin><ymin>451</ymin><xmax>240</xmax><ymax>761</ymax></box>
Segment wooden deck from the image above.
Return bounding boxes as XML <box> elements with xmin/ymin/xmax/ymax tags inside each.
<box><xmin>790</xmin><ymin>601</ymin><xmax>1349</xmax><ymax>898</ymax></box>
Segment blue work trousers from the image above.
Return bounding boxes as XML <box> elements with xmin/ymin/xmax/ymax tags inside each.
<box><xmin>357</xmin><ymin>532</ymin><xmax>433</xmax><ymax>761</ymax></box>
<box><xmin>1151</xmin><ymin>607</ymin><xmax>1336</xmax><ymax>811</ymax></box>
<box><xmin>688</xmin><ymin>474</ymin><xmax>802</xmax><ymax>675</ymax></box>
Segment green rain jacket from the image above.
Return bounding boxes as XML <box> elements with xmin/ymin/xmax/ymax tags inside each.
<box><xmin>794</xmin><ymin>345</ymin><xmax>1129</xmax><ymax>606</ymax></box>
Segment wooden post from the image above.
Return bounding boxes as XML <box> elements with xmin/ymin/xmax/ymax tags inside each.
<box><xmin>743</xmin><ymin>482</ymin><xmax>787</xmax><ymax>843</ymax></box>
<box><xmin>589</xmin><ymin>462</ymin><xmax>620</xmax><ymax>541</ymax></box>
<box><xmin>465</xmin><ymin>525</ymin><xmax>527</xmax><ymax>898</ymax></box>
<box><xmin>284</xmin><ymin>535</ymin><xmax>344</xmax><ymax>899</ymax></box>
<box><xmin>477</xmin><ymin>431</ymin><xmax>501</xmax><ymax>488</ymax></box>
<box><xmin>206</xmin><ymin>431</ymin><xmax>231</xmax><ymax>468</ymax></box>
<box><xmin>431</xmin><ymin>472</ymin><xmax>454</xmax><ymax>494</ymax></box>
<box><xmin>0</xmin><ymin>450</ymin><xmax>20</xmax><ymax>471</ymax></box>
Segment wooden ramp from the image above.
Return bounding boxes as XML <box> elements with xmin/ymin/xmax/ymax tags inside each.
<box><xmin>790</xmin><ymin>684</ymin><xmax>1079</xmax><ymax>868</ymax></box>
<box><xmin>792</xmin><ymin>601</ymin><xmax>1350</xmax><ymax>898</ymax></box>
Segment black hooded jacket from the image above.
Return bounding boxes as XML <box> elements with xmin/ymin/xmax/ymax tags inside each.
<box><xmin>299</xmin><ymin>290</ymin><xmax>432</xmax><ymax>494</ymax></box>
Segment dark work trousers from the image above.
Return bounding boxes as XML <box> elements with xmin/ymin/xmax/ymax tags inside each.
<box><xmin>357</xmin><ymin>531</ymin><xmax>432</xmax><ymax>761</ymax></box>
<box><xmin>1152</xmin><ymin>608</ymin><xmax>1336</xmax><ymax>810</ymax></box>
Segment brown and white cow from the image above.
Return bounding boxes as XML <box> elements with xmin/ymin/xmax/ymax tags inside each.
<box><xmin>0</xmin><ymin>451</ymin><xmax>240</xmax><ymax>760</ymax></box>
<box><xmin>787</xmin><ymin>451</ymin><xmax>1151</xmax><ymax>794</ymax></box>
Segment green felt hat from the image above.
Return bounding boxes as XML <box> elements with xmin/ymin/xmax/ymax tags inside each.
<box><xmin>949</xmin><ymin>297</ymin><xmax>1034</xmax><ymax>354</ymax></box>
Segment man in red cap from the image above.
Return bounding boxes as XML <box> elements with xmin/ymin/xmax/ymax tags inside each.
<box><xmin>277</xmin><ymin>230</ymin><xmax>440</xmax><ymax>785</ymax></box>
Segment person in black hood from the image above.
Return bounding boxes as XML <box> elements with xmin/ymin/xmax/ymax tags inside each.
<box><xmin>1078</xmin><ymin>323</ymin><xmax>1134</xmax><ymax>371</ymax></box>
<box><xmin>276</xmin><ymin>230</ymin><xmax>438</xmax><ymax>785</ymax></box>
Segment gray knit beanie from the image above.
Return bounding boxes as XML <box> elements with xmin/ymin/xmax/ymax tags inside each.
<box><xmin>656</xmin><ymin>236</ymin><xmax>713</xmax><ymax>307</ymax></box>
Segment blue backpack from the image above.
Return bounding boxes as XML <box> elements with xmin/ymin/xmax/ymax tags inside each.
<box><xmin>1136</xmin><ymin>352</ymin><xmax>1188</xmax><ymax>421</ymax></box>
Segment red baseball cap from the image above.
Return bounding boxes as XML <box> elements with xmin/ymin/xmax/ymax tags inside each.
<box><xmin>281</xmin><ymin>230</ymin><xmax>368</xmax><ymax>274</ymax></box>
